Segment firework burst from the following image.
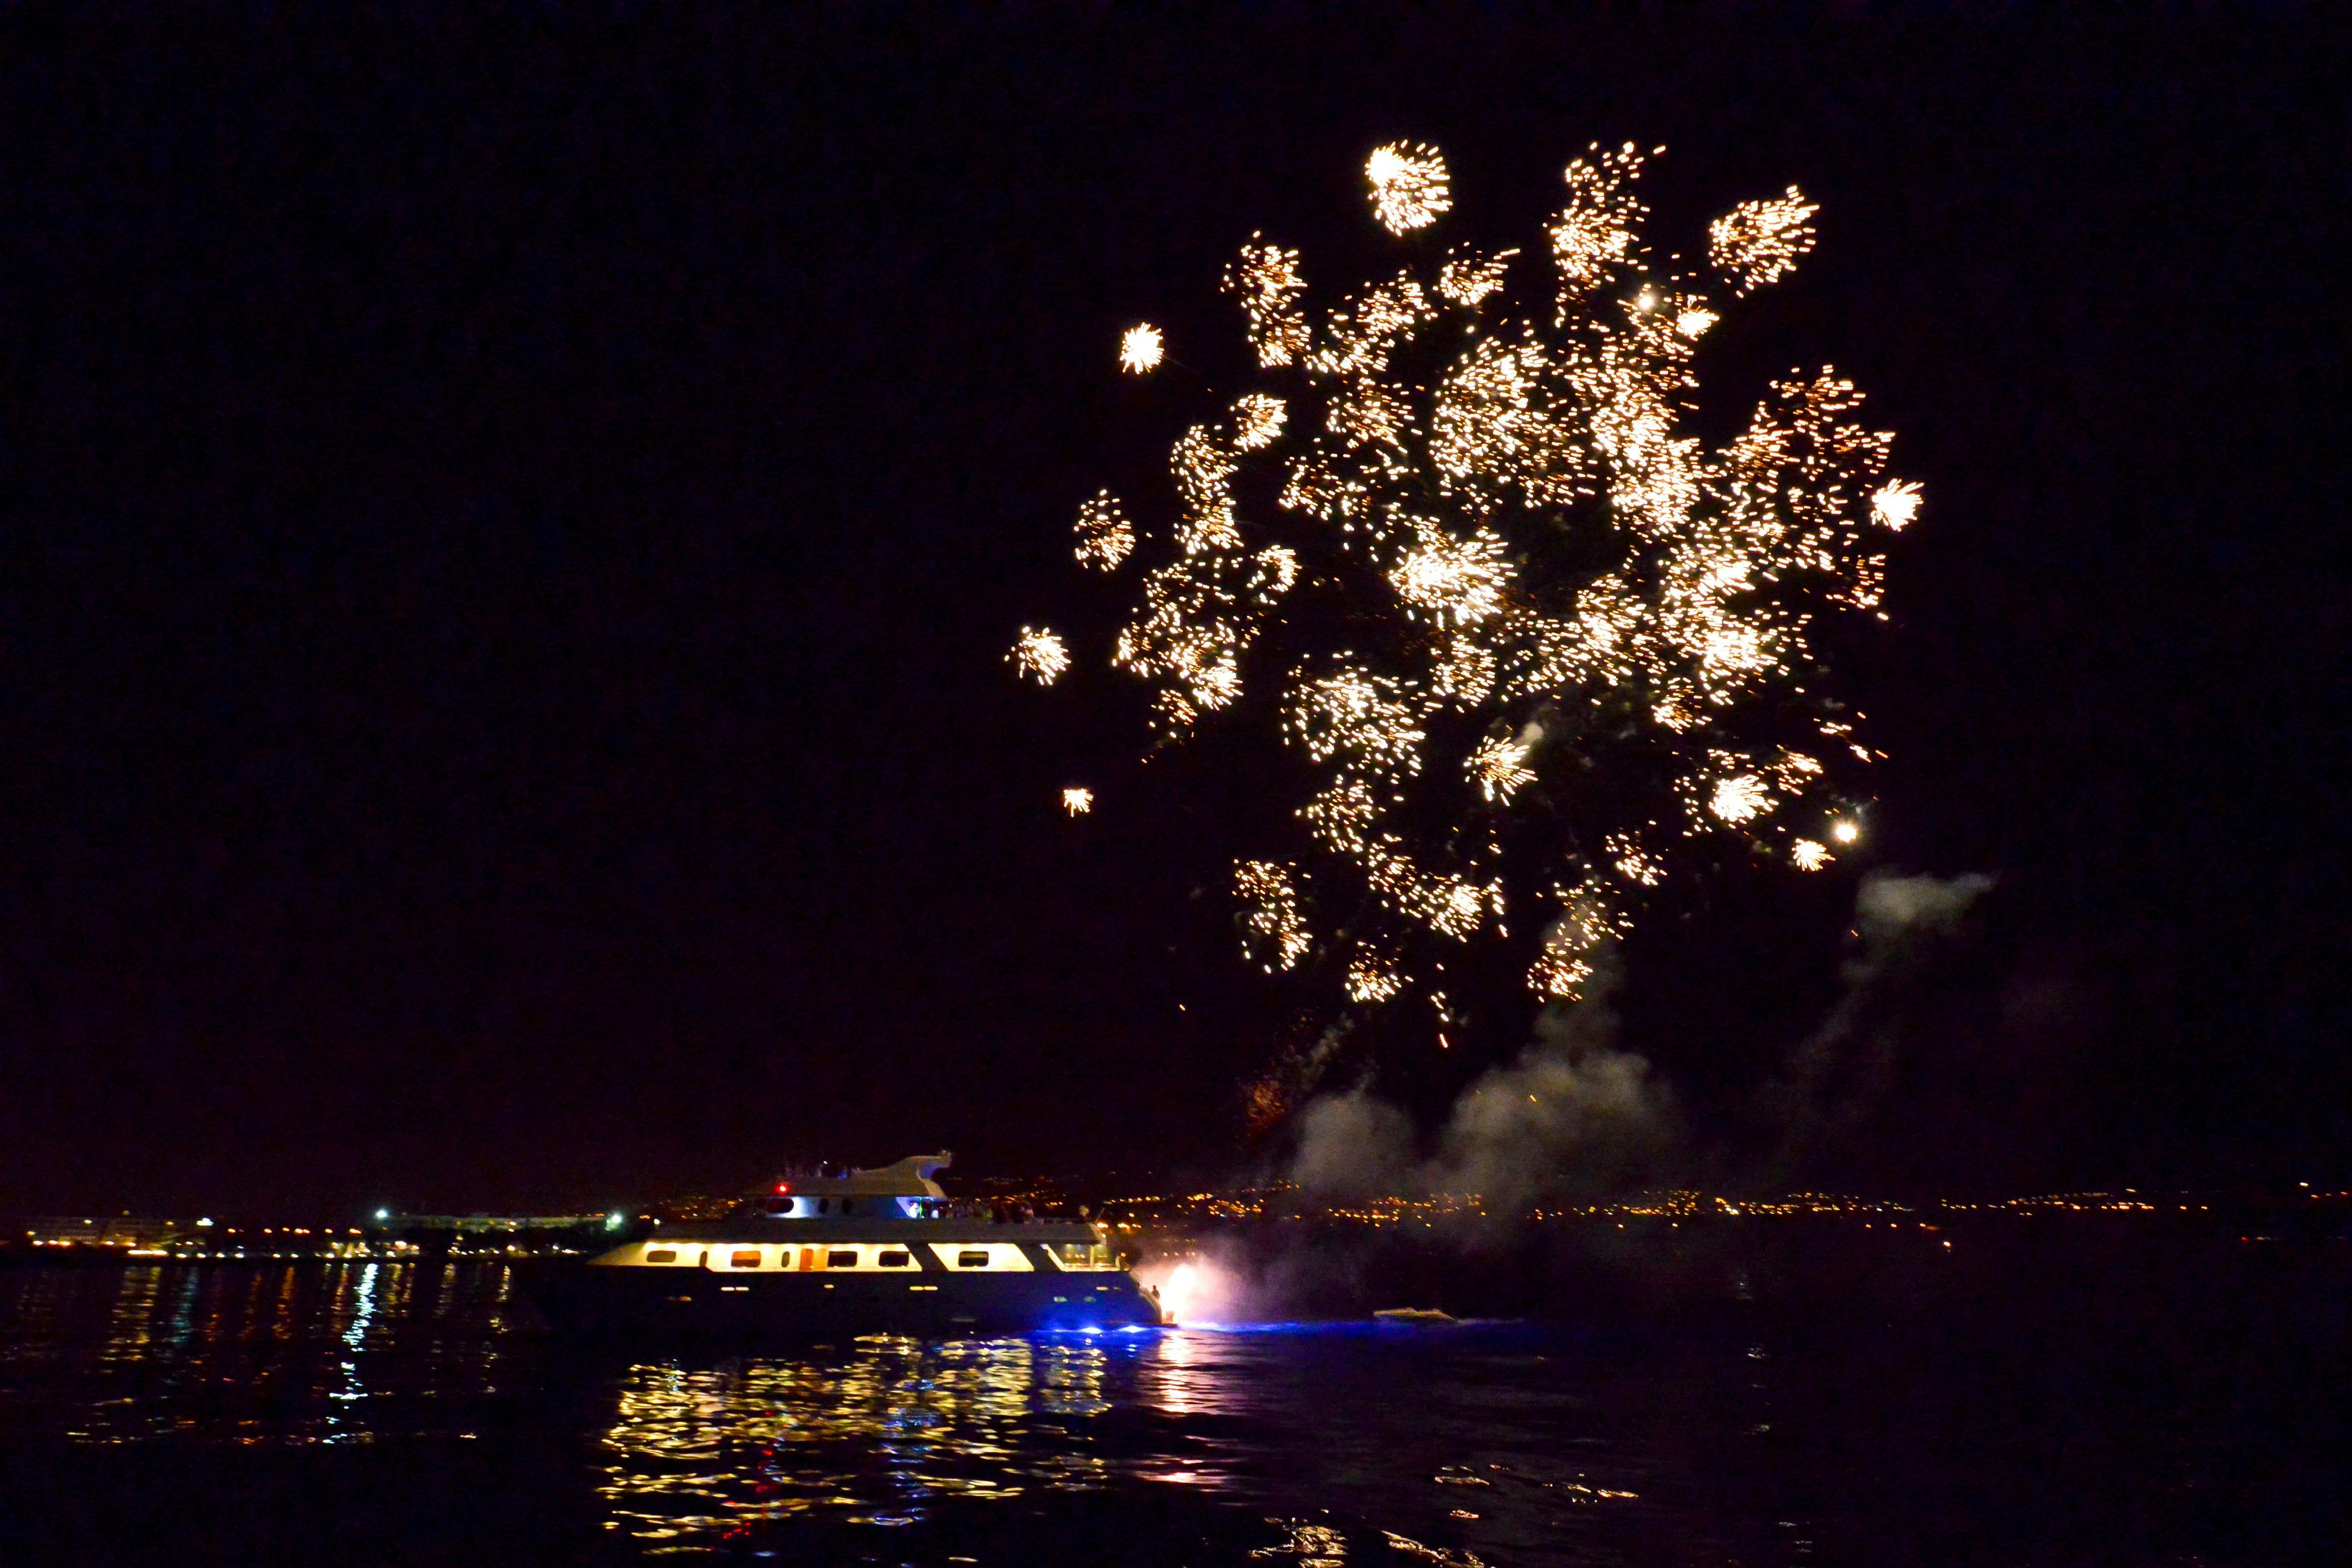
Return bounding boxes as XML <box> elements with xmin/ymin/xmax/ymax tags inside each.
<box><xmin>1366</xmin><ymin>142</ymin><xmax>1452</xmax><ymax>235</ymax></box>
<box><xmin>1008</xmin><ymin>626</ymin><xmax>1070</xmax><ymax>685</ymax></box>
<box><xmin>1018</xmin><ymin>140</ymin><xmax>1913</xmax><ymax>1047</ymax></box>
<box><xmin>1120</xmin><ymin>323</ymin><xmax>1165</xmax><ymax>374</ymax></box>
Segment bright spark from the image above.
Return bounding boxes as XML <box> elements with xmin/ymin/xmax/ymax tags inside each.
<box><xmin>1062</xmin><ymin>787</ymin><xmax>1094</xmax><ymax>816</ymax></box>
<box><xmin>1831</xmin><ymin>819</ymin><xmax>1861</xmax><ymax>845</ymax></box>
<box><xmin>1008</xmin><ymin>626</ymin><xmax>1070</xmax><ymax>685</ymax></box>
<box><xmin>1467</xmin><ymin>734</ymin><xmax>1536</xmax><ymax>803</ymax></box>
<box><xmin>1367</xmin><ymin>142</ymin><xmax>1452</xmax><ymax>235</ymax></box>
<box><xmin>1790</xmin><ymin>838</ymin><xmax>1830</xmax><ymax>871</ymax></box>
<box><xmin>1120</xmin><ymin>323</ymin><xmax>1165</xmax><ymax>374</ymax></box>
<box><xmin>1391</xmin><ymin>526</ymin><xmax>1510</xmax><ymax>627</ymax></box>
<box><xmin>1709</xmin><ymin>775</ymin><xmax>1771</xmax><ymax>826</ymax></box>
<box><xmin>1872</xmin><ymin>479</ymin><xmax>1923</xmax><ymax>531</ymax></box>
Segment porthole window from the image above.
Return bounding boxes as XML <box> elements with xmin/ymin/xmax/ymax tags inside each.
<box><xmin>730</xmin><ymin>1250</ymin><xmax>762</xmax><ymax>1269</ymax></box>
<box><xmin>827</xmin><ymin>1249</ymin><xmax>858</xmax><ymax>1268</ymax></box>
<box><xmin>957</xmin><ymin>1250</ymin><xmax>991</xmax><ymax>1269</ymax></box>
<box><xmin>879</xmin><ymin>1250</ymin><xmax>912</xmax><ymax>1268</ymax></box>
<box><xmin>643</xmin><ymin>1249</ymin><xmax>678</xmax><ymax>1264</ymax></box>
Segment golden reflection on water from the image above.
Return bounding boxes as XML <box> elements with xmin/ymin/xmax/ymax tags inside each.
<box><xmin>4</xmin><ymin>1261</ymin><xmax>521</xmax><ymax>1447</ymax></box>
<box><xmin>597</xmin><ymin>1332</ymin><xmax>1189</xmax><ymax>1543</ymax></box>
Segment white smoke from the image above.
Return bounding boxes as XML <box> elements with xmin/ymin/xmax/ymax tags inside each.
<box><xmin>1289</xmin><ymin>1090</ymin><xmax>1415</xmax><ymax>1196</ymax></box>
<box><xmin>1764</xmin><ymin>868</ymin><xmax>1999</xmax><ymax>1176</ymax></box>
<box><xmin>1288</xmin><ymin>946</ymin><xmax>1676</xmax><ymax>1209</ymax></box>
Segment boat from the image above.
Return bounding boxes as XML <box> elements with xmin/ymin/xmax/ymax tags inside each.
<box><xmin>529</xmin><ymin>1153</ymin><xmax>1165</xmax><ymax>1339</ymax></box>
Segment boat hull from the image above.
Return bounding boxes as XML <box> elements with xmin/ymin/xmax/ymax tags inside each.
<box><xmin>526</xmin><ymin>1259</ymin><xmax>1162</xmax><ymax>1341</ymax></box>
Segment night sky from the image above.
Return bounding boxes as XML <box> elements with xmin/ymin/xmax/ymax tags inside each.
<box><xmin>2</xmin><ymin>7</ymin><xmax>2346</xmax><ymax>1217</ymax></box>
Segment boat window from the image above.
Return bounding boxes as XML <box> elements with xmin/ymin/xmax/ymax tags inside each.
<box><xmin>827</xmin><ymin>1249</ymin><xmax>858</xmax><ymax>1268</ymax></box>
<box><xmin>1049</xmin><ymin>1242</ymin><xmax>1111</xmax><ymax>1271</ymax></box>
<box><xmin>818</xmin><ymin>1199</ymin><xmax>830</xmax><ymax>1214</ymax></box>
<box><xmin>761</xmin><ymin>1197</ymin><xmax>790</xmax><ymax>1214</ymax></box>
<box><xmin>730</xmin><ymin>1250</ymin><xmax>762</xmax><ymax>1269</ymax></box>
<box><xmin>643</xmin><ymin>1249</ymin><xmax>678</xmax><ymax>1264</ymax></box>
<box><xmin>957</xmin><ymin>1250</ymin><xmax>991</xmax><ymax>1269</ymax></box>
<box><xmin>879</xmin><ymin>1250</ymin><xmax>912</xmax><ymax>1268</ymax></box>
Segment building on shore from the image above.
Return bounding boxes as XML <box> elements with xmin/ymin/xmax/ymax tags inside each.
<box><xmin>24</xmin><ymin>1216</ymin><xmax>195</xmax><ymax>1252</ymax></box>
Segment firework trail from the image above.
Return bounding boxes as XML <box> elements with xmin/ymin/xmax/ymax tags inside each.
<box><xmin>1016</xmin><ymin>142</ymin><xmax>1914</xmax><ymax>1060</ymax></box>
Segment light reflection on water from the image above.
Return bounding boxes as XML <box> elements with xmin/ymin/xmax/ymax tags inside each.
<box><xmin>1</xmin><ymin>1264</ymin><xmax>1620</xmax><ymax>1557</ymax></box>
<box><xmin>599</xmin><ymin>1335</ymin><xmax>1127</xmax><ymax>1539</ymax></box>
<box><xmin>0</xmin><ymin>1260</ymin><xmax>522</xmax><ymax>1447</ymax></box>
<box><xmin>7</xmin><ymin>1247</ymin><xmax>2334</xmax><ymax>1565</ymax></box>
<box><xmin>590</xmin><ymin>1321</ymin><xmax>1657</xmax><ymax>1556</ymax></box>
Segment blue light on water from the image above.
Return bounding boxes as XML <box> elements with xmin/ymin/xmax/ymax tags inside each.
<box><xmin>1170</xmin><ymin>1319</ymin><xmax>1443</xmax><ymax>1337</ymax></box>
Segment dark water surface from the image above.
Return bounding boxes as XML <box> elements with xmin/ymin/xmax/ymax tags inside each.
<box><xmin>0</xmin><ymin>1228</ymin><xmax>2345</xmax><ymax>1565</ymax></box>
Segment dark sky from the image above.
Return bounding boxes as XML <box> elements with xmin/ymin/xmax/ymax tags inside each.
<box><xmin>2</xmin><ymin>6</ymin><xmax>2346</xmax><ymax>1217</ymax></box>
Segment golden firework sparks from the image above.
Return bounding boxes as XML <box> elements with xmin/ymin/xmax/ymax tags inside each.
<box><xmin>1366</xmin><ymin>142</ymin><xmax>1452</xmax><ymax>235</ymax></box>
<box><xmin>1073</xmin><ymin>489</ymin><xmax>1135</xmax><ymax>571</ymax></box>
<box><xmin>1119</xmin><ymin>323</ymin><xmax>1164</xmax><ymax>374</ymax></box>
<box><xmin>1017</xmin><ymin>140</ymin><xmax>1913</xmax><ymax>1035</ymax></box>
<box><xmin>1872</xmin><ymin>479</ymin><xmax>1923</xmax><ymax>530</ymax></box>
<box><xmin>1061</xmin><ymin>786</ymin><xmax>1094</xmax><ymax>816</ymax></box>
<box><xmin>1606</xmin><ymin>833</ymin><xmax>1664</xmax><ymax>887</ymax></box>
<box><xmin>1530</xmin><ymin>889</ymin><xmax>1625</xmax><ymax>1001</ymax></box>
<box><xmin>1008</xmin><ymin>626</ymin><xmax>1070</xmax><ymax>686</ymax></box>
<box><xmin>1708</xmin><ymin>187</ymin><xmax>1819</xmax><ymax>294</ymax></box>
<box><xmin>1675</xmin><ymin>306</ymin><xmax>1718</xmax><ymax>338</ymax></box>
<box><xmin>1438</xmin><ymin>247</ymin><xmax>1517</xmax><ymax>307</ymax></box>
<box><xmin>1234</xmin><ymin>860</ymin><xmax>1312</xmax><ymax>972</ymax></box>
<box><xmin>1390</xmin><ymin>525</ymin><xmax>1511</xmax><ymax>628</ymax></box>
<box><xmin>1466</xmin><ymin>733</ymin><xmax>1537</xmax><ymax>803</ymax></box>
<box><xmin>1550</xmin><ymin>143</ymin><xmax>1653</xmax><ymax>298</ymax></box>
<box><xmin>1224</xmin><ymin>236</ymin><xmax>1309</xmax><ymax>368</ymax></box>
<box><xmin>1344</xmin><ymin>947</ymin><xmax>1403</xmax><ymax>1004</ymax></box>
<box><xmin>1708</xmin><ymin>774</ymin><xmax>1771</xmax><ymax>825</ymax></box>
<box><xmin>1232</xmin><ymin>392</ymin><xmax>1289</xmax><ymax>451</ymax></box>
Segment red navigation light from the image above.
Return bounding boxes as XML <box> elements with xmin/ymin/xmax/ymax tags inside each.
<box><xmin>776</xmin><ymin>1183</ymin><xmax>790</xmax><ymax>1194</ymax></box>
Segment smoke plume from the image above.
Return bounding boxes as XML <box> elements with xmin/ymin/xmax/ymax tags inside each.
<box><xmin>1761</xmin><ymin>869</ymin><xmax>1999</xmax><ymax>1179</ymax></box>
<box><xmin>1288</xmin><ymin>946</ymin><xmax>1677</xmax><ymax>1211</ymax></box>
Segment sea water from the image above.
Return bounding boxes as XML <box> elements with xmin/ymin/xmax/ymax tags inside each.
<box><xmin>0</xmin><ymin>1226</ymin><xmax>2345</xmax><ymax>1565</ymax></box>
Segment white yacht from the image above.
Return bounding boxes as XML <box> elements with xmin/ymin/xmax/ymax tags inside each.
<box><xmin>531</xmin><ymin>1154</ymin><xmax>1163</xmax><ymax>1338</ymax></box>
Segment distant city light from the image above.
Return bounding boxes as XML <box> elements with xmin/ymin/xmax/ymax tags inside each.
<box><xmin>196</xmin><ymin>1217</ymin><xmax>214</xmax><ymax>1227</ymax></box>
<box><xmin>606</xmin><ymin>1212</ymin><xmax>626</xmax><ymax>1230</ymax></box>
<box><xmin>374</xmin><ymin>1208</ymin><xmax>391</xmax><ymax>1221</ymax></box>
